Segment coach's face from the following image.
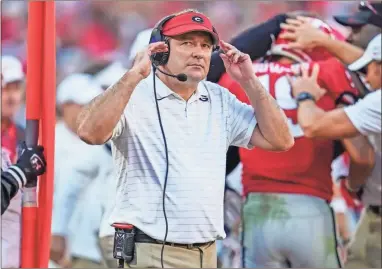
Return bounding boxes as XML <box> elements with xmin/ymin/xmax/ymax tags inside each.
<box><xmin>366</xmin><ymin>61</ymin><xmax>382</xmax><ymax>90</ymax></box>
<box><xmin>1</xmin><ymin>81</ymin><xmax>24</xmax><ymax>121</ymax></box>
<box><xmin>166</xmin><ymin>31</ymin><xmax>213</xmax><ymax>83</ymax></box>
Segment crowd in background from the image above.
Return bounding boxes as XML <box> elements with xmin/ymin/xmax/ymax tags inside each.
<box><xmin>2</xmin><ymin>1</ymin><xmax>356</xmax><ymax>87</ymax></box>
<box><xmin>1</xmin><ymin>1</ymin><xmax>380</xmax><ymax>268</ymax></box>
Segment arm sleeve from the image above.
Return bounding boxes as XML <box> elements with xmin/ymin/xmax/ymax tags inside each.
<box><xmin>344</xmin><ymin>90</ymin><xmax>382</xmax><ymax>135</ymax></box>
<box><xmin>111</xmin><ymin>114</ymin><xmax>127</xmax><ymax>140</ymax></box>
<box><xmin>207</xmin><ymin>14</ymin><xmax>287</xmax><ymax>83</ymax></box>
<box><xmin>1</xmin><ymin>169</ymin><xmax>21</xmax><ymax>215</ymax></box>
<box><xmin>224</xmin><ymin>88</ymin><xmax>257</xmax><ymax>149</ymax></box>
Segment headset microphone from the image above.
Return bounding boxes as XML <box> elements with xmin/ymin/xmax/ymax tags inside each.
<box><xmin>152</xmin><ymin>63</ymin><xmax>188</xmax><ymax>82</ymax></box>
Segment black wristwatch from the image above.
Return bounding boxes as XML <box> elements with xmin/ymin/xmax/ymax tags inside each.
<box><xmin>295</xmin><ymin>92</ymin><xmax>315</xmax><ymax>105</ymax></box>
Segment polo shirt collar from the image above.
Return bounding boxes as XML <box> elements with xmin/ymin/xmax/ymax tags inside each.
<box><xmin>147</xmin><ymin>73</ymin><xmax>208</xmax><ymax>101</ymax></box>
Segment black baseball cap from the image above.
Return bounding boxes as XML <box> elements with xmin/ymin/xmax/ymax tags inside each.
<box><xmin>334</xmin><ymin>2</ymin><xmax>382</xmax><ymax>28</ymax></box>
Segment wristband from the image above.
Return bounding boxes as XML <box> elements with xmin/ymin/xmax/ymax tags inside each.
<box><xmin>296</xmin><ymin>92</ymin><xmax>315</xmax><ymax>105</ymax></box>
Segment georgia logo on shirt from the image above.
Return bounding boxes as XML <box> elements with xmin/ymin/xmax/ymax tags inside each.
<box><xmin>199</xmin><ymin>95</ymin><xmax>208</xmax><ymax>102</ymax></box>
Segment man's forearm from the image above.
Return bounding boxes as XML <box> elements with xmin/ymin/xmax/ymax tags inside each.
<box><xmin>319</xmin><ymin>37</ymin><xmax>364</xmax><ymax>65</ymax></box>
<box><xmin>77</xmin><ymin>69</ymin><xmax>143</xmax><ymax>145</ymax></box>
<box><xmin>297</xmin><ymin>100</ymin><xmax>325</xmax><ymax>135</ymax></box>
<box><xmin>240</xmin><ymin>77</ymin><xmax>293</xmax><ymax>150</ymax></box>
<box><xmin>347</xmin><ymin>158</ymin><xmax>374</xmax><ymax>190</ymax></box>
<box><xmin>342</xmin><ymin>136</ymin><xmax>375</xmax><ymax>189</ymax></box>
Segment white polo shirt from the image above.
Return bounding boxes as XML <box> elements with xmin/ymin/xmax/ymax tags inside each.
<box><xmin>344</xmin><ymin>89</ymin><xmax>381</xmax><ymax>206</ymax></box>
<box><xmin>108</xmin><ymin>74</ymin><xmax>257</xmax><ymax>244</ymax></box>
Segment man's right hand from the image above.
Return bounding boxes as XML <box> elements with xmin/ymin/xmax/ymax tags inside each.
<box><xmin>50</xmin><ymin>235</ymin><xmax>68</xmax><ymax>266</ymax></box>
<box><xmin>131</xmin><ymin>41</ymin><xmax>169</xmax><ymax>79</ymax></box>
<box><xmin>279</xmin><ymin>16</ymin><xmax>329</xmax><ymax>50</ymax></box>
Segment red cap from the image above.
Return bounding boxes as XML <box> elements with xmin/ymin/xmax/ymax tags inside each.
<box><xmin>162</xmin><ymin>12</ymin><xmax>219</xmax><ymax>45</ymax></box>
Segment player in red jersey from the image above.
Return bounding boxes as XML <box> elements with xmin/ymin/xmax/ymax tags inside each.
<box><xmin>219</xmin><ymin>18</ymin><xmax>358</xmax><ymax>268</ymax></box>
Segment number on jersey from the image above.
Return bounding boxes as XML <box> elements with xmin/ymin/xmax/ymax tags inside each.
<box><xmin>257</xmin><ymin>74</ymin><xmax>304</xmax><ymax>138</ymax></box>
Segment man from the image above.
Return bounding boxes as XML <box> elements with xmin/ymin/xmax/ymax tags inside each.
<box><xmin>289</xmin><ymin>34</ymin><xmax>381</xmax><ymax>268</ymax></box>
<box><xmin>1</xmin><ymin>55</ymin><xmax>25</xmax><ymax>162</ymax></box>
<box><xmin>218</xmin><ymin>17</ymin><xmax>367</xmax><ymax>268</ymax></box>
<box><xmin>1</xmin><ymin>54</ymin><xmax>27</xmax><ymax>268</ymax></box>
<box><xmin>77</xmin><ymin>9</ymin><xmax>293</xmax><ymax>268</ymax></box>
<box><xmin>50</xmin><ymin>73</ymin><xmax>113</xmax><ymax>268</ymax></box>
<box><xmin>2</xmin><ymin>144</ymin><xmax>47</xmax><ymax>215</ymax></box>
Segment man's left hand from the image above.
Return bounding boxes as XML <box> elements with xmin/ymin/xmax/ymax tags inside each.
<box><xmin>288</xmin><ymin>63</ymin><xmax>326</xmax><ymax>100</ymax></box>
<box><xmin>219</xmin><ymin>40</ymin><xmax>255</xmax><ymax>84</ymax></box>
<box><xmin>279</xmin><ymin>16</ymin><xmax>329</xmax><ymax>50</ymax></box>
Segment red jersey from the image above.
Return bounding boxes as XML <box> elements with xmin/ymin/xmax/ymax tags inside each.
<box><xmin>219</xmin><ymin>58</ymin><xmax>358</xmax><ymax>201</ymax></box>
<box><xmin>1</xmin><ymin>122</ymin><xmax>25</xmax><ymax>163</ymax></box>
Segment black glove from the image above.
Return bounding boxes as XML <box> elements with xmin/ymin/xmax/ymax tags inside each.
<box><xmin>12</xmin><ymin>142</ymin><xmax>47</xmax><ymax>187</ymax></box>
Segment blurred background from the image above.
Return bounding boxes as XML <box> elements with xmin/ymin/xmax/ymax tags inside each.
<box><xmin>2</xmin><ymin>1</ymin><xmax>357</xmax><ymax>85</ymax></box>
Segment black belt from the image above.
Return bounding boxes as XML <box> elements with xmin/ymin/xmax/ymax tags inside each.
<box><xmin>369</xmin><ymin>205</ymin><xmax>382</xmax><ymax>216</ymax></box>
<box><xmin>134</xmin><ymin>229</ymin><xmax>214</xmax><ymax>249</ymax></box>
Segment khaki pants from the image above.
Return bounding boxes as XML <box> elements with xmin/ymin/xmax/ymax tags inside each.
<box><xmin>126</xmin><ymin>241</ymin><xmax>217</xmax><ymax>268</ymax></box>
<box><xmin>71</xmin><ymin>257</ymin><xmax>104</xmax><ymax>268</ymax></box>
<box><xmin>99</xmin><ymin>235</ymin><xmax>118</xmax><ymax>268</ymax></box>
<box><xmin>345</xmin><ymin>207</ymin><xmax>382</xmax><ymax>268</ymax></box>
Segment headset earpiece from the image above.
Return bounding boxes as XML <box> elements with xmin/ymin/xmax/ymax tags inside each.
<box><xmin>212</xmin><ymin>26</ymin><xmax>220</xmax><ymax>52</ymax></box>
<box><xmin>149</xmin><ymin>15</ymin><xmax>175</xmax><ymax>66</ymax></box>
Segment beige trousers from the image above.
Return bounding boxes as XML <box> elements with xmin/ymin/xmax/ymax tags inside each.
<box><xmin>99</xmin><ymin>235</ymin><xmax>118</xmax><ymax>268</ymax></box>
<box><xmin>71</xmin><ymin>257</ymin><xmax>104</xmax><ymax>268</ymax></box>
<box><xmin>126</xmin><ymin>241</ymin><xmax>217</xmax><ymax>268</ymax></box>
<box><xmin>345</xmin><ymin>207</ymin><xmax>381</xmax><ymax>268</ymax></box>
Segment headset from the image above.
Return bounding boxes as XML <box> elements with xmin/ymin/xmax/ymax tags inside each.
<box><xmin>149</xmin><ymin>13</ymin><xmax>220</xmax><ymax>81</ymax></box>
<box><xmin>148</xmin><ymin>12</ymin><xmax>219</xmax><ymax>268</ymax></box>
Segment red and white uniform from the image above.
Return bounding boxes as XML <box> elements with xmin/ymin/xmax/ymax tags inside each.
<box><xmin>219</xmin><ymin>58</ymin><xmax>358</xmax><ymax>202</ymax></box>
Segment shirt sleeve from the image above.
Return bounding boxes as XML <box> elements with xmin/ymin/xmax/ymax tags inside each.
<box><xmin>1</xmin><ymin>169</ymin><xmax>21</xmax><ymax>215</ymax></box>
<box><xmin>111</xmin><ymin>114</ymin><xmax>127</xmax><ymax>140</ymax></box>
<box><xmin>344</xmin><ymin>90</ymin><xmax>382</xmax><ymax>135</ymax></box>
<box><xmin>223</xmin><ymin>87</ymin><xmax>257</xmax><ymax>149</ymax></box>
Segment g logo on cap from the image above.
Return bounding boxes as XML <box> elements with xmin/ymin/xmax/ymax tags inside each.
<box><xmin>192</xmin><ymin>16</ymin><xmax>204</xmax><ymax>23</ymax></box>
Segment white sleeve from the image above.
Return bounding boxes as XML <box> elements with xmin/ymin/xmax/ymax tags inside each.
<box><xmin>51</xmin><ymin>155</ymin><xmax>99</xmax><ymax>236</ymax></box>
<box><xmin>223</xmin><ymin>87</ymin><xmax>257</xmax><ymax>149</ymax></box>
<box><xmin>344</xmin><ymin>90</ymin><xmax>381</xmax><ymax>135</ymax></box>
<box><xmin>331</xmin><ymin>154</ymin><xmax>349</xmax><ymax>181</ymax></box>
<box><xmin>111</xmin><ymin>114</ymin><xmax>127</xmax><ymax>140</ymax></box>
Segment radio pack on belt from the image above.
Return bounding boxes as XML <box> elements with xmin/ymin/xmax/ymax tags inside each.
<box><xmin>112</xmin><ymin>223</ymin><xmax>136</xmax><ymax>268</ymax></box>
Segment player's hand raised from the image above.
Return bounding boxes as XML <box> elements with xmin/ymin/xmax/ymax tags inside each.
<box><xmin>131</xmin><ymin>42</ymin><xmax>169</xmax><ymax>79</ymax></box>
<box><xmin>288</xmin><ymin>63</ymin><xmax>326</xmax><ymax>101</ymax></box>
<box><xmin>279</xmin><ymin>16</ymin><xmax>329</xmax><ymax>50</ymax></box>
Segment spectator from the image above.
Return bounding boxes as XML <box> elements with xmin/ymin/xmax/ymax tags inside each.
<box><xmin>50</xmin><ymin>73</ymin><xmax>112</xmax><ymax>268</ymax></box>
<box><xmin>1</xmin><ymin>55</ymin><xmax>26</xmax><ymax>268</ymax></box>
